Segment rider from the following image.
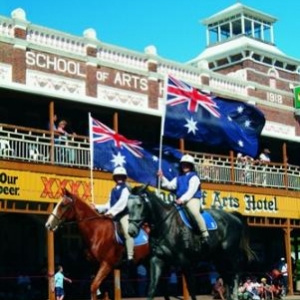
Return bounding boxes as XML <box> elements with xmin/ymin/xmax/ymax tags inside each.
<box><xmin>158</xmin><ymin>154</ymin><xmax>209</xmax><ymax>244</ymax></box>
<box><xmin>94</xmin><ymin>166</ymin><xmax>134</xmax><ymax>263</ymax></box>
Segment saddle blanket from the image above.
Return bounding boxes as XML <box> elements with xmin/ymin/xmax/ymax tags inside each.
<box><xmin>177</xmin><ymin>208</ymin><xmax>217</xmax><ymax>230</ymax></box>
<box><xmin>115</xmin><ymin>227</ymin><xmax>148</xmax><ymax>246</ymax></box>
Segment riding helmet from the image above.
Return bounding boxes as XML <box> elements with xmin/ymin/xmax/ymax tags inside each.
<box><xmin>113</xmin><ymin>166</ymin><xmax>127</xmax><ymax>177</ymax></box>
<box><xmin>180</xmin><ymin>154</ymin><xmax>195</xmax><ymax>165</ymax></box>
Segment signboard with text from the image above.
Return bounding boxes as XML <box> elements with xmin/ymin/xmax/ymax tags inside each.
<box><xmin>0</xmin><ymin>169</ymin><xmax>114</xmax><ymax>204</ymax></box>
<box><xmin>1</xmin><ymin>169</ymin><xmax>300</xmax><ymax>219</ymax></box>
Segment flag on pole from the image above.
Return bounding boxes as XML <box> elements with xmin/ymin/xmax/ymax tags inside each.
<box><xmin>88</xmin><ymin>112</ymin><xmax>95</xmax><ymax>202</ymax></box>
<box><xmin>164</xmin><ymin>75</ymin><xmax>266</xmax><ymax>157</ymax></box>
<box><xmin>89</xmin><ymin>116</ymin><xmax>181</xmax><ymax>187</ymax></box>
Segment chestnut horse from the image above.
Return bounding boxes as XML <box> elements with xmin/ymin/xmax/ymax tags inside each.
<box><xmin>45</xmin><ymin>189</ymin><xmax>149</xmax><ymax>300</ymax></box>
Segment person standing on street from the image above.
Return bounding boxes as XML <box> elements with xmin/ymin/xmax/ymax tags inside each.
<box><xmin>53</xmin><ymin>265</ymin><xmax>72</xmax><ymax>300</ymax></box>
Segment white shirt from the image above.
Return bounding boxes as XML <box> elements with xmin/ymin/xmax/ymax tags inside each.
<box><xmin>281</xmin><ymin>263</ymin><xmax>288</xmax><ymax>276</ymax></box>
<box><xmin>161</xmin><ymin>173</ymin><xmax>200</xmax><ymax>202</ymax></box>
<box><xmin>96</xmin><ymin>185</ymin><xmax>130</xmax><ymax>217</ymax></box>
<box><xmin>259</xmin><ymin>153</ymin><xmax>270</xmax><ymax>163</ymax></box>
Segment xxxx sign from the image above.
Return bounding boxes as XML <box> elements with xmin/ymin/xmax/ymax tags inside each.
<box><xmin>40</xmin><ymin>177</ymin><xmax>92</xmax><ymax>201</ymax></box>
<box><xmin>0</xmin><ymin>169</ymin><xmax>97</xmax><ymax>202</ymax></box>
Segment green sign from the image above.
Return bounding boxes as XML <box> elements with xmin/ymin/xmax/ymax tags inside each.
<box><xmin>294</xmin><ymin>86</ymin><xmax>300</xmax><ymax>109</ymax></box>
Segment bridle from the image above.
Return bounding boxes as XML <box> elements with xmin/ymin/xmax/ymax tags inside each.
<box><xmin>128</xmin><ymin>194</ymin><xmax>145</xmax><ymax>229</ymax></box>
<box><xmin>50</xmin><ymin>195</ymin><xmax>75</xmax><ymax>227</ymax></box>
<box><xmin>50</xmin><ymin>194</ymin><xmax>105</xmax><ymax>227</ymax></box>
<box><xmin>128</xmin><ymin>193</ymin><xmax>177</xmax><ymax>231</ymax></box>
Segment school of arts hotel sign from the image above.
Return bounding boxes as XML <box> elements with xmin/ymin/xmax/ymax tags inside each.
<box><xmin>1</xmin><ymin>169</ymin><xmax>300</xmax><ymax>219</ymax></box>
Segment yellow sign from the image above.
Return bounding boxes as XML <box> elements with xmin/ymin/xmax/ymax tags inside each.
<box><xmin>0</xmin><ymin>169</ymin><xmax>114</xmax><ymax>204</ymax></box>
<box><xmin>1</xmin><ymin>169</ymin><xmax>300</xmax><ymax>219</ymax></box>
<box><xmin>158</xmin><ymin>189</ymin><xmax>300</xmax><ymax>219</ymax></box>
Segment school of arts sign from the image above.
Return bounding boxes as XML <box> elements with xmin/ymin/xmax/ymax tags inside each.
<box><xmin>25</xmin><ymin>51</ymin><xmax>150</xmax><ymax>92</ymax></box>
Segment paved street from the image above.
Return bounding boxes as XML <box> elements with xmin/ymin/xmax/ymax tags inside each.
<box><xmin>122</xmin><ymin>295</ymin><xmax>300</xmax><ymax>300</ymax></box>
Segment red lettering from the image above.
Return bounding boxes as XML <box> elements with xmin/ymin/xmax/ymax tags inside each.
<box><xmin>69</xmin><ymin>180</ymin><xmax>81</xmax><ymax>195</ymax></box>
<box><xmin>41</xmin><ymin>177</ymin><xmax>55</xmax><ymax>198</ymax></box>
<box><xmin>41</xmin><ymin>177</ymin><xmax>92</xmax><ymax>201</ymax></box>
<box><xmin>55</xmin><ymin>179</ymin><xmax>69</xmax><ymax>198</ymax></box>
<box><xmin>81</xmin><ymin>181</ymin><xmax>92</xmax><ymax>201</ymax></box>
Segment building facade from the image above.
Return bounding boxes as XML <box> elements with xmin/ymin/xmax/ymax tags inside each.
<box><xmin>0</xmin><ymin>3</ymin><xmax>300</xmax><ymax>299</ymax></box>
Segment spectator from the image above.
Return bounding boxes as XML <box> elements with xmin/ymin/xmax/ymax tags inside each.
<box><xmin>258</xmin><ymin>148</ymin><xmax>271</xmax><ymax>186</ymax></box>
<box><xmin>55</xmin><ymin>120</ymin><xmax>76</xmax><ymax>163</ymax></box>
<box><xmin>48</xmin><ymin>113</ymin><xmax>58</xmax><ymax>131</ymax></box>
<box><xmin>279</xmin><ymin>257</ymin><xmax>288</xmax><ymax>296</ymax></box>
<box><xmin>16</xmin><ymin>272</ymin><xmax>31</xmax><ymax>300</ymax></box>
<box><xmin>259</xmin><ymin>148</ymin><xmax>271</xmax><ymax>163</ymax></box>
<box><xmin>168</xmin><ymin>267</ymin><xmax>178</xmax><ymax>297</ymax></box>
<box><xmin>136</xmin><ymin>264</ymin><xmax>147</xmax><ymax>297</ymax></box>
<box><xmin>212</xmin><ymin>276</ymin><xmax>226</xmax><ymax>300</ymax></box>
<box><xmin>238</xmin><ymin>277</ymin><xmax>260</xmax><ymax>300</ymax></box>
<box><xmin>236</xmin><ymin>153</ymin><xmax>254</xmax><ymax>184</ymax></box>
<box><xmin>258</xmin><ymin>277</ymin><xmax>273</xmax><ymax>300</ymax></box>
<box><xmin>53</xmin><ymin>265</ymin><xmax>72</xmax><ymax>300</ymax></box>
<box><xmin>202</xmin><ymin>158</ymin><xmax>213</xmax><ymax>180</ymax></box>
<box><xmin>209</xmin><ymin>265</ymin><xmax>220</xmax><ymax>288</ymax></box>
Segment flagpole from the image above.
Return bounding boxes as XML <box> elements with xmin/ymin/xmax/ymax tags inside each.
<box><xmin>88</xmin><ymin>112</ymin><xmax>95</xmax><ymax>203</ymax></box>
<box><xmin>158</xmin><ymin>74</ymin><xmax>169</xmax><ymax>192</ymax></box>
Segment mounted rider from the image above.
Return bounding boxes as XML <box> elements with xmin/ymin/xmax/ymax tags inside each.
<box><xmin>94</xmin><ymin>166</ymin><xmax>134</xmax><ymax>263</ymax></box>
<box><xmin>158</xmin><ymin>154</ymin><xmax>209</xmax><ymax>244</ymax></box>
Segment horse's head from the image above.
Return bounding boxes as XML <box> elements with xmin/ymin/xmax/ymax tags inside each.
<box><xmin>45</xmin><ymin>189</ymin><xmax>76</xmax><ymax>231</ymax></box>
<box><xmin>128</xmin><ymin>185</ymin><xmax>150</xmax><ymax>238</ymax></box>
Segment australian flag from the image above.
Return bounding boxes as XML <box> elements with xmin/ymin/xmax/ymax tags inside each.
<box><xmin>164</xmin><ymin>75</ymin><xmax>266</xmax><ymax>157</ymax></box>
<box><xmin>90</xmin><ymin>117</ymin><xmax>181</xmax><ymax>187</ymax></box>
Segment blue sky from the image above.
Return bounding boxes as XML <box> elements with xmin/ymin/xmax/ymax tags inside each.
<box><xmin>1</xmin><ymin>0</ymin><xmax>300</xmax><ymax>63</ymax></box>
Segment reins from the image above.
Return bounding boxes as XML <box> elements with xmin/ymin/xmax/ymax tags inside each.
<box><xmin>63</xmin><ymin>215</ymin><xmax>105</xmax><ymax>226</ymax></box>
<box><xmin>147</xmin><ymin>199</ymin><xmax>178</xmax><ymax>231</ymax></box>
<box><xmin>52</xmin><ymin>194</ymin><xmax>108</xmax><ymax>226</ymax></box>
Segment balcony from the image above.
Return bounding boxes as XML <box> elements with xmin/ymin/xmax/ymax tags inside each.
<box><xmin>1</xmin><ymin>123</ymin><xmax>299</xmax><ymax>191</ymax></box>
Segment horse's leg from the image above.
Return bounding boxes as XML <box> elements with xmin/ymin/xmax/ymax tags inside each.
<box><xmin>182</xmin><ymin>268</ymin><xmax>197</xmax><ymax>300</ymax></box>
<box><xmin>147</xmin><ymin>256</ymin><xmax>165</xmax><ymax>300</ymax></box>
<box><xmin>90</xmin><ymin>261</ymin><xmax>113</xmax><ymax>300</ymax></box>
<box><xmin>232</xmin><ymin>273</ymin><xmax>239</xmax><ymax>300</ymax></box>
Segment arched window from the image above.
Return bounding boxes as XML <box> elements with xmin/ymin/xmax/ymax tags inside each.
<box><xmin>268</xmin><ymin>68</ymin><xmax>278</xmax><ymax>88</ymax></box>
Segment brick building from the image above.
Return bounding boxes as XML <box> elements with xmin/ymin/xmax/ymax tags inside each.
<box><xmin>1</xmin><ymin>3</ymin><xmax>300</xmax><ymax>299</ymax></box>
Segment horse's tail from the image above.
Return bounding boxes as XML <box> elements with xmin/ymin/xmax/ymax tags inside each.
<box><xmin>232</xmin><ymin>212</ymin><xmax>257</xmax><ymax>262</ymax></box>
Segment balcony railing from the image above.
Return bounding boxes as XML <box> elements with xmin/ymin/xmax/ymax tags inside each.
<box><xmin>0</xmin><ymin>124</ymin><xmax>90</xmax><ymax>168</ymax></box>
<box><xmin>1</xmin><ymin>123</ymin><xmax>299</xmax><ymax>191</ymax></box>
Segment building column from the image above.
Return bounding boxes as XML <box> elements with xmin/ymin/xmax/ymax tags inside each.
<box><xmin>11</xmin><ymin>8</ymin><xmax>28</xmax><ymax>84</ymax></box>
<box><xmin>84</xmin><ymin>28</ymin><xmax>98</xmax><ymax>98</ymax></box>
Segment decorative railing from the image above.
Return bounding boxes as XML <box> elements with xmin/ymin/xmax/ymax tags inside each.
<box><xmin>26</xmin><ymin>25</ymin><xmax>86</xmax><ymax>56</ymax></box>
<box><xmin>0</xmin><ymin>124</ymin><xmax>90</xmax><ymax>168</ymax></box>
<box><xmin>1</xmin><ymin>123</ymin><xmax>299</xmax><ymax>191</ymax></box>
<box><xmin>0</xmin><ymin>16</ymin><xmax>14</xmax><ymax>38</ymax></box>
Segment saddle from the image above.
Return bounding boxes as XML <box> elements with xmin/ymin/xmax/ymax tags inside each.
<box><xmin>114</xmin><ymin>222</ymin><xmax>148</xmax><ymax>246</ymax></box>
<box><xmin>176</xmin><ymin>206</ymin><xmax>217</xmax><ymax>232</ymax></box>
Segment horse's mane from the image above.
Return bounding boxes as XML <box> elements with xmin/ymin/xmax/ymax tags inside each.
<box><xmin>131</xmin><ymin>185</ymin><xmax>173</xmax><ymax>209</ymax></box>
<box><xmin>63</xmin><ymin>189</ymin><xmax>107</xmax><ymax>218</ymax></box>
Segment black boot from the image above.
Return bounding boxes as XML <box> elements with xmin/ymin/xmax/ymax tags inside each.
<box><xmin>201</xmin><ymin>235</ymin><xmax>209</xmax><ymax>246</ymax></box>
<box><xmin>126</xmin><ymin>258</ymin><xmax>134</xmax><ymax>268</ymax></box>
